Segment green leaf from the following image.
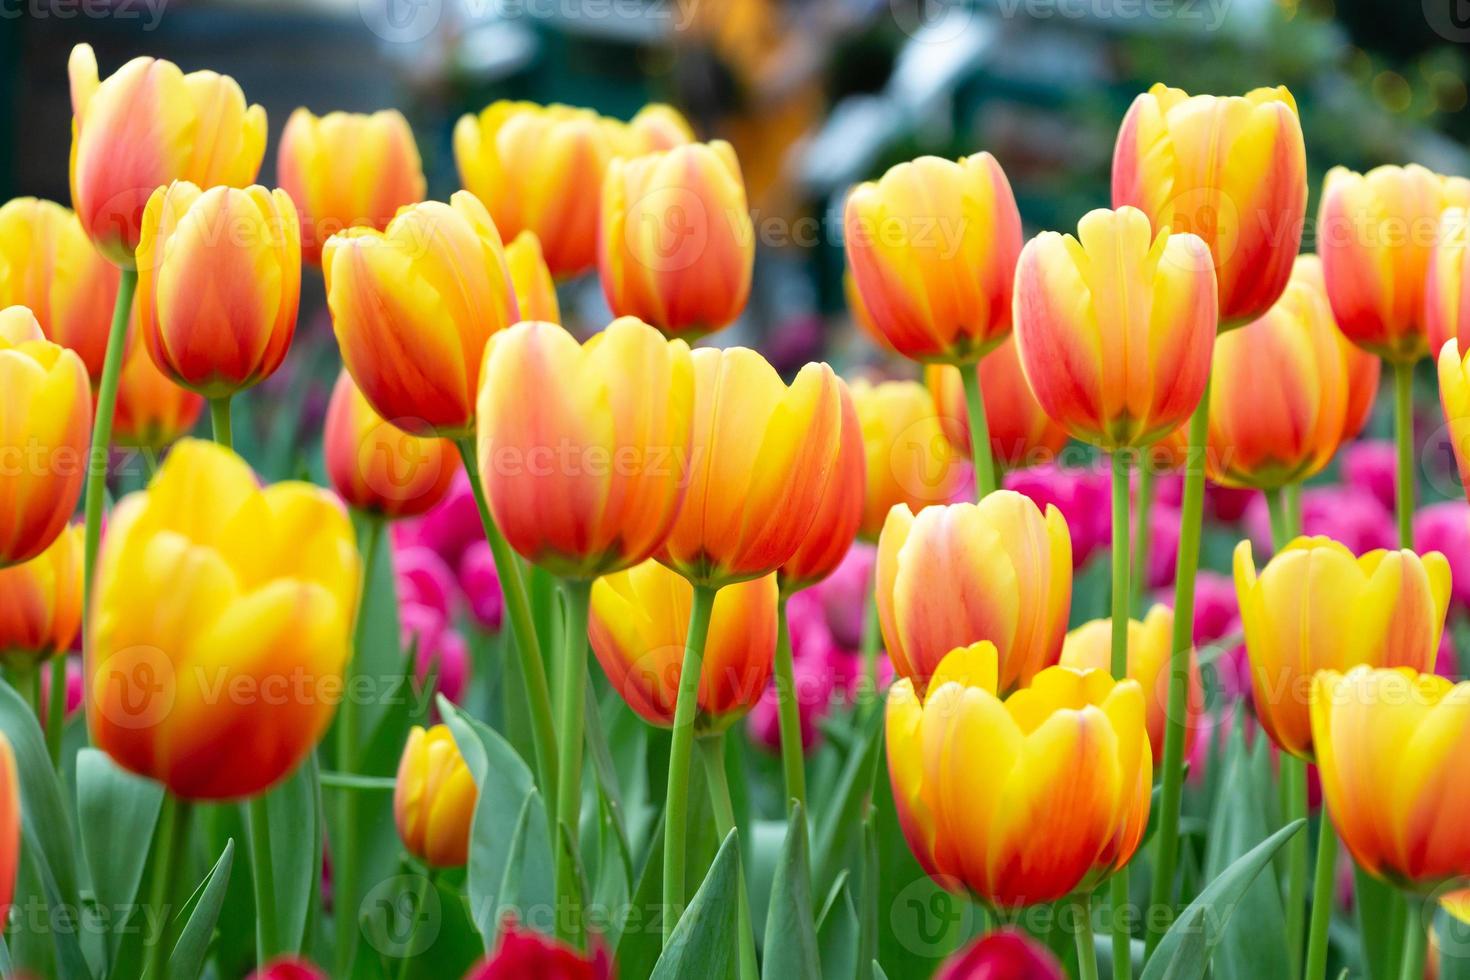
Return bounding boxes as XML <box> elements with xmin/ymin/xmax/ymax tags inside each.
<box><xmin>651</xmin><ymin>829</ymin><xmax>740</xmax><ymax>980</ymax></box>
<box><xmin>812</xmin><ymin>708</ymin><xmax>884</xmax><ymax>897</ymax></box>
<box><xmin>764</xmin><ymin>802</ymin><xmax>820</xmax><ymax>979</ymax></box>
<box><xmin>167</xmin><ymin>839</ymin><xmax>236</xmax><ymax>980</ymax></box>
<box><xmin>76</xmin><ymin>749</ymin><xmax>164</xmax><ymax>966</ymax></box>
<box><xmin>1141</xmin><ymin>818</ymin><xmax>1307</xmax><ymax>980</ymax></box>
<box><xmin>19</xmin><ymin>826</ymin><xmax>89</xmax><ymax>980</ymax></box>
<box><xmin>816</xmin><ymin>872</ymin><xmax>859</xmax><ymax>980</ymax></box>
<box><xmin>872</xmin><ymin>963</ymin><xmax>891</xmax><ymax>980</ymax></box>
<box><xmin>261</xmin><ymin>756</ymin><xmax>322</xmax><ymax>954</ymax></box>
<box><xmin>0</xmin><ymin>680</ymin><xmax>79</xmax><ymax>903</ymax></box>
<box><xmin>614</xmin><ymin>811</ymin><xmax>665</xmax><ymax>979</ymax></box>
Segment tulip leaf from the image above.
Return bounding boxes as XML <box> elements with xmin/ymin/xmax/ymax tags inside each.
<box><xmin>167</xmin><ymin>838</ymin><xmax>235</xmax><ymax>980</ymax></box>
<box><xmin>614</xmin><ymin>810</ymin><xmax>665</xmax><ymax>979</ymax></box>
<box><xmin>873</xmin><ymin>962</ymin><xmax>891</xmax><ymax>980</ymax></box>
<box><xmin>764</xmin><ymin>801</ymin><xmax>821</xmax><ymax>979</ymax></box>
<box><xmin>20</xmin><ymin>825</ymin><xmax>90</xmax><ymax>980</ymax></box>
<box><xmin>591</xmin><ymin>791</ymin><xmax>634</xmax><ymax>950</ymax></box>
<box><xmin>259</xmin><ymin>755</ymin><xmax>322</xmax><ymax>954</ymax></box>
<box><xmin>651</xmin><ymin>829</ymin><xmax>741</xmax><ymax>980</ymax></box>
<box><xmin>816</xmin><ymin>871</ymin><xmax>859</xmax><ymax>980</ymax></box>
<box><xmin>1141</xmin><ymin>818</ymin><xmax>1306</xmax><ymax>980</ymax></box>
<box><xmin>76</xmin><ymin>748</ymin><xmax>164</xmax><ymax>965</ymax></box>
<box><xmin>812</xmin><ymin>707</ymin><xmax>884</xmax><ymax>897</ymax></box>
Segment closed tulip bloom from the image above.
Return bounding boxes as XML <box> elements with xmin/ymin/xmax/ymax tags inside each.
<box><xmin>477</xmin><ymin>318</ymin><xmax>695</xmax><ymax>578</ymax></box>
<box><xmin>0</xmin><ymin>306</ymin><xmax>91</xmax><ymax>568</ymax></box>
<box><xmin>599</xmin><ymin>141</ymin><xmax>755</xmax><ymax>340</ymax></box>
<box><xmin>1234</xmin><ymin>536</ymin><xmax>1449</xmax><ymax>760</ymax></box>
<box><xmin>936</xmin><ymin>929</ymin><xmax>1064</xmax><ymax>980</ymax></box>
<box><xmin>68</xmin><ymin>44</ymin><xmax>266</xmax><ymax>267</ymax></box>
<box><xmin>135</xmin><ymin>182</ymin><xmax>300</xmax><ymax>398</ymax></box>
<box><xmin>112</xmin><ymin>328</ymin><xmax>204</xmax><ymax>450</ymax></box>
<box><xmin>394</xmin><ymin>724</ymin><xmax>477</xmax><ymax>868</ymax></box>
<box><xmin>589</xmin><ymin>558</ymin><xmax>777</xmax><ymax>732</ymax></box>
<box><xmin>1312</xmin><ymin>666</ymin><xmax>1470</xmax><ymax>890</ymax></box>
<box><xmin>851</xmin><ymin>379</ymin><xmax>964</xmax><ymax>541</ymax></box>
<box><xmin>1112</xmin><ymin>84</ymin><xmax>1307</xmax><ymax>327</ymax></box>
<box><xmin>1013</xmin><ymin>207</ymin><xmax>1218</xmax><ymax>449</ymax></box>
<box><xmin>1207</xmin><ymin>255</ymin><xmax>1367</xmax><ymax>489</ymax></box>
<box><xmin>0</xmin><ymin>733</ymin><xmax>15</xmax><ymax>932</ymax></box>
<box><xmin>324</xmin><ymin>192</ymin><xmax>519</xmax><ymax>437</ymax></box>
<box><xmin>0</xmin><ymin>198</ymin><xmax>121</xmax><ymax>380</ymax></box>
<box><xmin>504</xmin><ymin>231</ymin><xmax>561</xmax><ymax>324</ymax></box>
<box><xmin>465</xmin><ymin>920</ymin><xmax>614</xmax><ymax>980</ymax></box>
<box><xmin>276</xmin><ymin>107</ymin><xmax>426</xmax><ymax>265</ymax></box>
<box><xmin>843</xmin><ymin>154</ymin><xmax>1021</xmax><ymax>364</ymax></box>
<box><xmin>625</xmin><ymin>103</ymin><xmax>695</xmax><ymax>154</ymax></box>
<box><xmin>927</xmin><ymin>336</ymin><xmax>1068</xmax><ymax>471</ymax></box>
<box><xmin>1428</xmin><ymin>208</ymin><xmax>1470</xmax><ymax>357</ymax></box>
<box><xmin>886</xmin><ymin>642</ymin><xmax>1150</xmax><ymax>908</ymax></box>
<box><xmin>778</xmin><ymin>380</ymin><xmax>865</xmax><ymax>593</ymax></box>
<box><xmin>1319</xmin><ymin>164</ymin><xmax>1470</xmax><ymax>362</ymax></box>
<box><xmin>659</xmin><ymin>348</ymin><xmax>842</xmax><ymax>587</ymax></box>
<box><xmin>87</xmin><ymin>440</ymin><xmax>359</xmax><ymax>800</ymax></box>
<box><xmin>1439</xmin><ymin>339</ymin><xmax>1470</xmax><ymax>497</ymax></box>
<box><xmin>877</xmin><ymin>493</ymin><xmax>1071</xmax><ymax>694</ymax></box>
<box><xmin>0</xmin><ymin>524</ymin><xmax>82</xmax><ymax>667</ymax></box>
<box><xmin>1060</xmin><ymin>604</ymin><xmax>1203</xmax><ymax>760</ymax></box>
<box><xmin>1343</xmin><ymin>324</ymin><xmax>1383</xmax><ymax>440</ymax></box>
<box><xmin>324</xmin><ymin>369</ymin><xmax>458</xmax><ymax>520</ymax></box>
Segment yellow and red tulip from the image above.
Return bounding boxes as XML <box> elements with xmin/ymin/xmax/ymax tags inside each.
<box><xmin>323</xmin><ymin>192</ymin><xmax>519</xmax><ymax>438</ymax></box>
<box><xmin>843</xmin><ymin>153</ymin><xmax>1022</xmax><ymax>364</ymax></box>
<box><xmin>778</xmin><ymin>380</ymin><xmax>865</xmax><ymax>594</ymax></box>
<box><xmin>876</xmin><ymin>493</ymin><xmax>1071</xmax><ymax>695</ymax></box>
<box><xmin>112</xmin><ymin>325</ymin><xmax>205</xmax><ymax>450</ymax></box>
<box><xmin>1112</xmin><ymin>84</ymin><xmax>1307</xmax><ymax>328</ymax></box>
<box><xmin>0</xmin><ymin>524</ymin><xmax>82</xmax><ymax>667</ymax></box>
<box><xmin>1012</xmin><ymin>206</ymin><xmax>1218</xmax><ymax>449</ymax></box>
<box><xmin>589</xmin><ymin>558</ymin><xmax>777</xmax><ymax>732</ymax></box>
<box><xmin>135</xmin><ymin>182</ymin><xmax>300</xmax><ymax>398</ymax></box>
<box><xmin>477</xmin><ymin>318</ymin><xmax>695</xmax><ymax>578</ymax></box>
<box><xmin>850</xmin><ymin>379</ymin><xmax>964</xmax><ymax>541</ymax></box>
<box><xmin>1234</xmin><ymin>536</ymin><xmax>1449</xmax><ymax>760</ymax></box>
<box><xmin>504</xmin><ymin>231</ymin><xmax>561</xmax><ymax>325</ymax></box>
<box><xmin>68</xmin><ymin>43</ymin><xmax>267</xmax><ymax>267</ymax></box>
<box><xmin>1438</xmin><ymin>338</ymin><xmax>1470</xmax><ymax>498</ymax></box>
<box><xmin>625</xmin><ymin>103</ymin><xmax>695</xmax><ymax>154</ymax></box>
<box><xmin>927</xmin><ymin>336</ymin><xmax>1068</xmax><ymax>471</ymax></box>
<box><xmin>394</xmin><ymin>723</ymin><xmax>477</xmax><ymax>868</ymax></box>
<box><xmin>599</xmin><ymin>140</ymin><xmax>755</xmax><ymax>340</ymax></box>
<box><xmin>87</xmin><ymin>439</ymin><xmax>359</xmax><ymax>800</ymax></box>
<box><xmin>1428</xmin><ymin>207</ymin><xmax>1470</xmax><ymax>358</ymax></box>
<box><xmin>276</xmin><ymin>107</ymin><xmax>426</xmax><ymax>265</ymax></box>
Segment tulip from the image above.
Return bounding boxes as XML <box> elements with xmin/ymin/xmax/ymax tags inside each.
<box><xmin>843</xmin><ymin>153</ymin><xmax>1022</xmax><ymax>364</ymax></box>
<box><xmin>928</xmin><ymin>336</ymin><xmax>1068</xmax><ymax>471</ymax></box>
<box><xmin>504</xmin><ymin>231</ymin><xmax>561</xmax><ymax>324</ymax></box>
<box><xmin>1343</xmin><ymin>440</ymin><xmax>1398</xmax><ymax>513</ymax></box>
<box><xmin>626</xmin><ymin>102</ymin><xmax>695</xmax><ymax>154</ymax></box>
<box><xmin>850</xmin><ymin>379</ymin><xmax>964</xmax><ymax>541</ymax></box>
<box><xmin>1428</xmin><ymin>208</ymin><xmax>1470</xmax><ymax>357</ymax></box>
<box><xmin>135</xmin><ymin>182</ymin><xmax>300</xmax><ymax>402</ymax></box>
<box><xmin>589</xmin><ymin>558</ymin><xmax>777</xmax><ymax>732</ymax></box>
<box><xmin>464</xmin><ymin>919</ymin><xmax>613</xmax><ymax>980</ymax></box>
<box><xmin>1060</xmin><ymin>604</ymin><xmax>1203</xmax><ymax>760</ymax></box>
<box><xmin>936</xmin><ymin>928</ymin><xmax>1065</xmax><ymax>980</ymax></box>
<box><xmin>876</xmin><ymin>492</ymin><xmax>1071</xmax><ymax>695</ymax></box>
<box><xmin>276</xmin><ymin>107</ymin><xmax>426</xmax><ymax>265</ymax></box>
<box><xmin>324</xmin><ymin>192</ymin><xmax>519</xmax><ymax>438</ymax></box>
<box><xmin>1013</xmin><ymin>206</ymin><xmax>1218</xmax><ymax>450</ymax></box>
<box><xmin>1234</xmin><ymin>536</ymin><xmax>1449</xmax><ymax>760</ymax></box>
<box><xmin>458</xmin><ymin>541</ymin><xmax>504</xmax><ymax>631</ymax></box>
<box><xmin>1006</xmin><ymin>464</ymin><xmax>1111</xmax><ymax>569</ymax></box>
<box><xmin>112</xmin><ymin>327</ymin><xmax>204</xmax><ymax>450</ymax></box>
<box><xmin>0</xmin><ymin>306</ymin><xmax>91</xmax><ymax>567</ymax></box>
<box><xmin>659</xmin><ymin>348</ymin><xmax>843</xmax><ymax>587</ymax></box>
<box><xmin>1112</xmin><ymin>84</ymin><xmax>1307</xmax><ymax>328</ymax></box>
<box><xmin>0</xmin><ymin>197</ymin><xmax>122</xmax><ymax>380</ymax></box>
<box><xmin>1440</xmin><ymin>339</ymin><xmax>1470</xmax><ymax>500</ymax></box>
<box><xmin>1416</xmin><ymin>502</ymin><xmax>1470</xmax><ymax>611</ymax></box>
<box><xmin>324</xmin><ymin>369</ymin><xmax>458</xmax><ymax>520</ymax></box>
<box><xmin>886</xmin><ymin>642</ymin><xmax>1150</xmax><ymax>908</ymax></box>
<box><xmin>39</xmin><ymin>655</ymin><xmax>83</xmax><ymax>732</ymax></box>
<box><xmin>68</xmin><ymin>44</ymin><xmax>267</xmax><ymax>267</ymax></box>
<box><xmin>599</xmin><ymin>140</ymin><xmax>754</xmax><ymax>340</ymax></box>
<box><xmin>87</xmin><ymin>439</ymin><xmax>359</xmax><ymax>799</ymax></box>
<box><xmin>0</xmin><ymin>524</ymin><xmax>82</xmax><ymax>667</ymax></box>
<box><xmin>394</xmin><ymin>724</ymin><xmax>477</xmax><ymax>868</ymax></box>
<box><xmin>0</xmin><ymin>732</ymin><xmax>15</xmax><ymax>932</ymax></box>
<box><xmin>247</xmin><ymin>958</ymin><xmax>328</xmax><ymax>980</ymax></box>
<box><xmin>778</xmin><ymin>379</ymin><xmax>865</xmax><ymax>593</ymax></box>
<box><xmin>476</xmin><ymin>318</ymin><xmax>695</xmax><ymax>578</ymax></box>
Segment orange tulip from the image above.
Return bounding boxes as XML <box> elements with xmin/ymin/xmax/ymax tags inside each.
<box><xmin>0</xmin><ymin>197</ymin><xmax>121</xmax><ymax>381</ymax></box>
<box><xmin>1318</xmin><ymin>164</ymin><xmax>1470</xmax><ymax>362</ymax></box>
<box><xmin>1112</xmin><ymin>84</ymin><xmax>1307</xmax><ymax>328</ymax></box>
<box><xmin>324</xmin><ymin>192</ymin><xmax>519</xmax><ymax>438</ymax></box>
<box><xmin>112</xmin><ymin>324</ymin><xmax>204</xmax><ymax>451</ymax></box>
<box><xmin>887</xmin><ymin>643</ymin><xmax>1150</xmax><ymax>908</ymax></box>
<box><xmin>1428</xmin><ymin>207</ymin><xmax>1470</xmax><ymax>358</ymax></box>
<box><xmin>1312</xmin><ymin>666</ymin><xmax>1470</xmax><ymax>890</ymax></box>
<box><xmin>135</xmin><ymin>182</ymin><xmax>299</xmax><ymax>399</ymax></box>
<box><xmin>599</xmin><ymin>141</ymin><xmax>754</xmax><ymax>340</ymax></box>
<box><xmin>68</xmin><ymin>44</ymin><xmax>266</xmax><ymax>267</ymax></box>
<box><xmin>843</xmin><ymin>153</ymin><xmax>1022</xmax><ymax>364</ymax></box>
<box><xmin>504</xmin><ymin>231</ymin><xmax>561</xmax><ymax>324</ymax></box>
<box><xmin>276</xmin><ymin>107</ymin><xmax>426</xmax><ymax>265</ymax></box>
<box><xmin>476</xmin><ymin>319</ymin><xmax>695</xmax><ymax>578</ymax></box>
<box><xmin>876</xmin><ymin>493</ymin><xmax>1071</xmax><ymax>695</ymax></box>
<box><xmin>1012</xmin><ymin>207</ymin><xmax>1218</xmax><ymax>450</ymax></box>
<box><xmin>1235</xmin><ymin>537</ymin><xmax>1449</xmax><ymax>759</ymax></box>
<box><xmin>850</xmin><ymin>379</ymin><xmax>964</xmax><ymax>541</ymax></box>
<box><xmin>394</xmin><ymin>724</ymin><xmax>477</xmax><ymax>868</ymax></box>
<box><xmin>0</xmin><ymin>524</ymin><xmax>82</xmax><ymax>667</ymax></box>
<box><xmin>324</xmin><ymin>369</ymin><xmax>458</xmax><ymax>520</ymax></box>
<box><xmin>927</xmin><ymin>336</ymin><xmax>1069</xmax><ymax>471</ymax></box>
<box><xmin>589</xmin><ymin>558</ymin><xmax>776</xmax><ymax>732</ymax></box>
<box><xmin>778</xmin><ymin>379</ymin><xmax>865</xmax><ymax>593</ymax></box>
<box><xmin>626</xmin><ymin>103</ymin><xmax>695</xmax><ymax>154</ymax></box>
<box><xmin>659</xmin><ymin>349</ymin><xmax>842</xmax><ymax>587</ymax></box>
<box><xmin>0</xmin><ymin>732</ymin><xmax>15</xmax><ymax>933</ymax></box>
<box><xmin>1060</xmin><ymin>604</ymin><xmax>1203</xmax><ymax>761</ymax></box>
<box><xmin>0</xmin><ymin>307</ymin><xmax>91</xmax><ymax>568</ymax></box>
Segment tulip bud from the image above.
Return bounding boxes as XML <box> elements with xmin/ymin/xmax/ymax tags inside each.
<box><xmin>394</xmin><ymin>724</ymin><xmax>477</xmax><ymax>868</ymax></box>
<box><xmin>937</xmin><ymin>929</ymin><xmax>1064</xmax><ymax>980</ymax></box>
<box><xmin>112</xmin><ymin>326</ymin><xmax>204</xmax><ymax>451</ymax></box>
<box><xmin>778</xmin><ymin>380</ymin><xmax>865</xmax><ymax>594</ymax></box>
<box><xmin>504</xmin><ymin>231</ymin><xmax>561</xmax><ymax>324</ymax></box>
<box><xmin>246</xmin><ymin>957</ymin><xmax>328</xmax><ymax>980</ymax></box>
<box><xmin>850</xmin><ymin>379</ymin><xmax>964</xmax><ymax>541</ymax></box>
<box><xmin>0</xmin><ymin>524</ymin><xmax>83</xmax><ymax>667</ymax></box>
<box><xmin>927</xmin><ymin>336</ymin><xmax>1068</xmax><ymax>472</ymax></box>
<box><xmin>464</xmin><ymin>919</ymin><xmax>613</xmax><ymax>980</ymax></box>
<box><xmin>626</xmin><ymin>103</ymin><xmax>695</xmax><ymax>154</ymax></box>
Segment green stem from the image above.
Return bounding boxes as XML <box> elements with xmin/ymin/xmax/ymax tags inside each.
<box><xmin>1074</xmin><ymin>893</ymin><xmax>1100</xmax><ymax>980</ymax></box>
<box><xmin>1266</xmin><ymin>487</ymin><xmax>1292</xmax><ymax>553</ymax></box>
<box><xmin>698</xmin><ymin>734</ymin><xmax>759</xmax><ymax>980</ymax></box>
<box><xmin>1285</xmin><ymin>481</ymin><xmax>1303</xmax><ymax>538</ymax></box>
<box><xmin>960</xmin><ymin>361</ymin><xmax>999</xmax><ymax>499</ymax></box>
<box><xmin>1397</xmin><ymin>895</ymin><xmax>1425</xmax><ymax>980</ymax></box>
<box><xmin>1110</xmin><ymin>452</ymin><xmax>1132</xmax><ymax>681</ymax></box>
<box><xmin>454</xmin><ymin>439</ymin><xmax>558</xmax><ymax>821</ymax></box>
<box><xmin>209</xmin><ymin>396</ymin><xmax>233</xmax><ymax>450</ymax></box>
<box><xmin>773</xmin><ymin>596</ymin><xmax>807</xmax><ymax>814</ymax></box>
<box><xmin>1131</xmin><ymin>463</ymin><xmax>1154</xmax><ymax>612</ymax></box>
<box><xmin>143</xmin><ymin>796</ymin><xmax>192</xmax><ymax>980</ymax></box>
<box><xmin>1283</xmin><ymin>755</ymin><xmax>1309</xmax><ymax>977</ymax></box>
<box><xmin>396</xmin><ymin>869</ymin><xmax>436</xmax><ymax>980</ymax></box>
<box><xmin>860</xmin><ymin>589</ymin><xmax>881</xmax><ymax>712</ymax></box>
<box><xmin>45</xmin><ymin>656</ymin><xmax>67</xmax><ymax>765</ymax></box>
<box><xmin>1304</xmin><ymin>822</ymin><xmax>1339</xmax><ymax>980</ymax></box>
<box><xmin>248</xmin><ymin>793</ymin><xmax>280</xmax><ymax>963</ymax></box>
<box><xmin>662</xmin><ymin>582</ymin><xmax>718</xmax><ymax>944</ymax></box>
<box><xmin>1146</xmin><ymin>378</ymin><xmax>1210</xmax><ymax>953</ymax></box>
<box><xmin>7</xmin><ymin>664</ymin><xmax>38</xmax><ymax>722</ymax></box>
<box><xmin>1393</xmin><ymin>360</ymin><xmax>1415</xmax><ymax>550</ymax></box>
<box><xmin>554</xmin><ymin>577</ymin><xmax>593</xmax><ymax>946</ymax></box>
<box><xmin>83</xmin><ymin>269</ymin><xmax>137</xmax><ymax>605</ymax></box>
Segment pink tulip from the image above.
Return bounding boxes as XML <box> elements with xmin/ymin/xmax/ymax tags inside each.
<box><xmin>38</xmin><ymin>656</ymin><xmax>83</xmax><ymax>730</ymax></box>
<box><xmin>935</xmin><ymin>928</ymin><xmax>1064</xmax><ymax>980</ymax></box>
<box><xmin>1416</xmin><ymin>501</ymin><xmax>1470</xmax><ymax>611</ymax></box>
<box><xmin>247</xmin><ymin>958</ymin><xmax>327</xmax><ymax>980</ymax></box>
<box><xmin>1341</xmin><ymin>440</ymin><xmax>1397</xmax><ymax>513</ymax></box>
<box><xmin>810</xmin><ymin>543</ymin><xmax>874</xmax><ymax>650</ymax></box>
<box><xmin>1242</xmin><ymin>485</ymin><xmax>1394</xmax><ymax>556</ymax></box>
<box><xmin>395</xmin><ymin>544</ymin><xmax>458</xmax><ymax>621</ymax></box>
<box><xmin>458</xmin><ymin>540</ymin><xmax>505</xmax><ymax>632</ymax></box>
<box><xmin>464</xmin><ymin>919</ymin><xmax>611</xmax><ymax>979</ymax></box>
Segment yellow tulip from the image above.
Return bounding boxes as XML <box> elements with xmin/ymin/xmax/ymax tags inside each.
<box><xmin>504</xmin><ymin>231</ymin><xmax>561</xmax><ymax>325</ymax></box>
<box><xmin>394</xmin><ymin>724</ymin><xmax>477</xmax><ymax>868</ymax></box>
<box><xmin>850</xmin><ymin>379</ymin><xmax>964</xmax><ymax>541</ymax></box>
<box><xmin>778</xmin><ymin>380</ymin><xmax>866</xmax><ymax>594</ymax></box>
<box><xmin>0</xmin><ymin>524</ymin><xmax>83</xmax><ymax>666</ymax></box>
<box><xmin>1439</xmin><ymin>338</ymin><xmax>1470</xmax><ymax>498</ymax></box>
